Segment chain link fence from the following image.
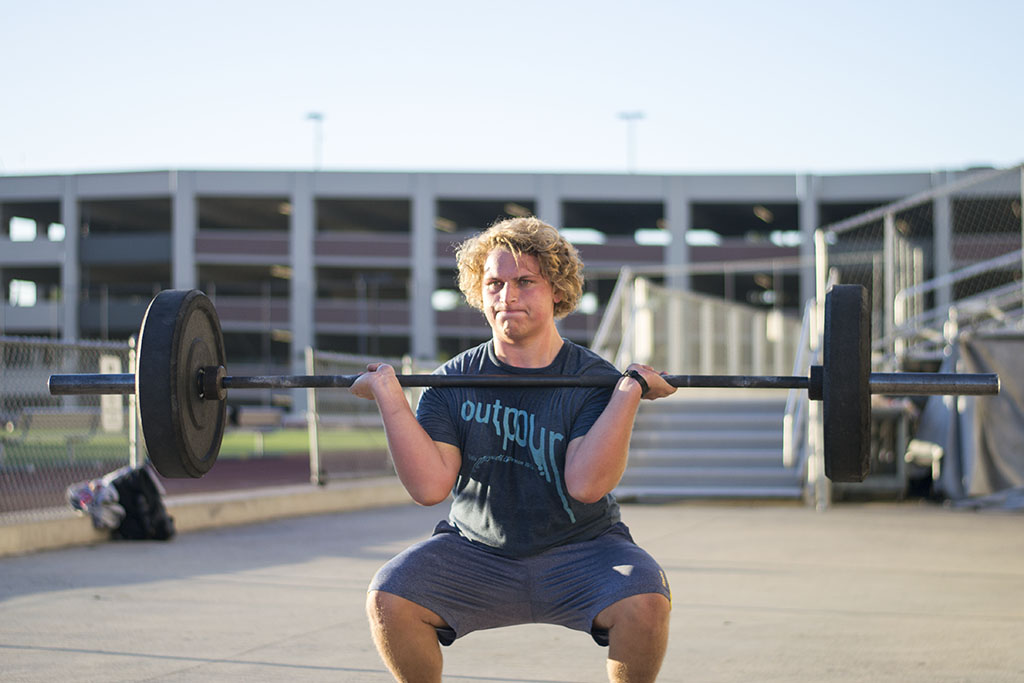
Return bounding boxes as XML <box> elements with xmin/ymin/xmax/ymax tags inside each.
<box><xmin>804</xmin><ymin>165</ymin><xmax>1023</xmax><ymax>507</ymax></box>
<box><xmin>304</xmin><ymin>349</ymin><xmax>438</xmax><ymax>485</ymax></box>
<box><xmin>0</xmin><ymin>334</ymin><xmax>445</xmax><ymax>524</ymax></box>
<box><xmin>816</xmin><ymin>165</ymin><xmax>1023</xmax><ymax>367</ymax></box>
<box><xmin>0</xmin><ymin>337</ymin><xmax>134</xmax><ymax>522</ymax></box>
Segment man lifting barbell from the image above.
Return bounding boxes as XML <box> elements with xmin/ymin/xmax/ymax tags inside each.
<box><xmin>46</xmin><ymin>219</ymin><xmax>1000</xmax><ymax>681</ymax></box>
<box><xmin>350</xmin><ymin>217</ymin><xmax>675</xmax><ymax>682</ymax></box>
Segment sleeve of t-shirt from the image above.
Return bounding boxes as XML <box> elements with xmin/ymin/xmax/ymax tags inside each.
<box><xmin>415</xmin><ymin>386</ymin><xmax>460</xmax><ymax>447</ymax></box>
<box><xmin>568</xmin><ymin>386</ymin><xmax>614</xmax><ymax>441</ymax></box>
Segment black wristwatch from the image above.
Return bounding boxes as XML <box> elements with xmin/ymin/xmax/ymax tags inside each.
<box><xmin>622</xmin><ymin>369</ymin><xmax>649</xmax><ymax>397</ymax></box>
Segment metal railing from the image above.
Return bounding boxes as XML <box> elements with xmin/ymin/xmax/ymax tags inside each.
<box><xmin>889</xmin><ymin>250</ymin><xmax>1024</xmax><ymax>362</ymax></box>
<box><xmin>591</xmin><ymin>267</ymin><xmax>802</xmax><ymax>377</ymax></box>
<box><xmin>782</xmin><ymin>298</ymin><xmax>817</xmax><ymax>475</ymax></box>
<box><xmin>807</xmin><ymin>165</ymin><xmax>1022</xmax><ymax>508</ymax></box>
<box><xmin>815</xmin><ymin>163</ymin><xmax>1024</xmax><ymax>369</ymax></box>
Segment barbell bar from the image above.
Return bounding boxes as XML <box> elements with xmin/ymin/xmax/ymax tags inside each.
<box><xmin>47</xmin><ymin>286</ymin><xmax>999</xmax><ymax>483</ymax></box>
<box><xmin>47</xmin><ymin>370</ymin><xmax>998</xmax><ymax>396</ymax></box>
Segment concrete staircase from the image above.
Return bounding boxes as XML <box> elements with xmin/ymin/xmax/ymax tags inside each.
<box><xmin>615</xmin><ymin>390</ymin><xmax>805</xmax><ymax>500</ymax></box>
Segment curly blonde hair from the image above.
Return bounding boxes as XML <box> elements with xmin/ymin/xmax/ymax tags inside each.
<box><xmin>455</xmin><ymin>217</ymin><xmax>584</xmax><ymax>320</ymax></box>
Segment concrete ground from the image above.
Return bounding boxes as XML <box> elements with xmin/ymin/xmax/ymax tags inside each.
<box><xmin>1</xmin><ymin>498</ymin><xmax>1023</xmax><ymax>682</ymax></box>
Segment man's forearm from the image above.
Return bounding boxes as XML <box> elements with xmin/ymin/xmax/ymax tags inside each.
<box><xmin>563</xmin><ymin>376</ymin><xmax>643</xmax><ymax>503</ymax></box>
<box><xmin>368</xmin><ymin>379</ymin><xmax>459</xmax><ymax>506</ymax></box>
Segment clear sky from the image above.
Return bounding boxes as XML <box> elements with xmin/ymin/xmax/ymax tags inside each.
<box><xmin>2</xmin><ymin>0</ymin><xmax>1021</xmax><ymax>177</ymax></box>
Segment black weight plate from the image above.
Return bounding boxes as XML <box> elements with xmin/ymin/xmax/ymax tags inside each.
<box><xmin>137</xmin><ymin>290</ymin><xmax>227</xmax><ymax>478</ymax></box>
<box><xmin>822</xmin><ymin>284</ymin><xmax>871</xmax><ymax>483</ymax></box>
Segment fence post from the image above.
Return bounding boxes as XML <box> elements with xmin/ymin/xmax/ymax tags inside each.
<box><xmin>766</xmin><ymin>309</ymin><xmax>784</xmax><ymax>376</ymax></box>
<box><xmin>305</xmin><ymin>346</ymin><xmax>324</xmax><ymax>486</ymax></box>
<box><xmin>128</xmin><ymin>337</ymin><xmax>141</xmax><ymax>469</ymax></box>
<box><xmin>883</xmin><ymin>211</ymin><xmax>897</xmax><ymax>366</ymax></box>
<box><xmin>809</xmin><ymin>234</ymin><xmax>831</xmax><ymax>508</ymax></box>
<box><xmin>699</xmin><ymin>300</ymin><xmax>714</xmax><ymax>374</ymax></box>
<box><xmin>751</xmin><ymin>312</ymin><xmax>766</xmax><ymax>376</ymax></box>
<box><xmin>631</xmin><ymin>277</ymin><xmax>653</xmax><ymax>365</ymax></box>
<box><xmin>727</xmin><ymin>307</ymin><xmax>741</xmax><ymax>374</ymax></box>
<box><xmin>668</xmin><ymin>292</ymin><xmax>684</xmax><ymax>373</ymax></box>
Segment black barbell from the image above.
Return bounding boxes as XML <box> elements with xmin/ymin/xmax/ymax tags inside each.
<box><xmin>48</xmin><ymin>285</ymin><xmax>999</xmax><ymax>482</ymax></box>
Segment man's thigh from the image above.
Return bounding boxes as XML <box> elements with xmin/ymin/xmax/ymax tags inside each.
<box><xmin>369</xmin><ymin>521</ymin><xmax>670</xmax><ymax>645</ymax></box>
<box><xmin>369</xmin><ymin>522</ymin><xmax>533</xmax><ymax>643</ymax></box>
<box><xmin>529</xmin><ymin>523</ymin><xmax>671</xmax><ymax>644</ymax></box>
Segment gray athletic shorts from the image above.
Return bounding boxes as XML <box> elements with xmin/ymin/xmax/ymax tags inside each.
<box><xmin>368</xmin><ymin>520</ymin><xmax>671</xmax><ymax>646</ymax></box>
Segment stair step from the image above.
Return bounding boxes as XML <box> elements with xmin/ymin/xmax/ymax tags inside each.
<box><xmin>619</xmin><ymin>465</ymin><xmax>800</xmax><ymax>484</ymax></box>
<box><xmin>637</xmin><ymin>398</ymin><xmax>788</xmax><ymax>415</ymax></box>
<box><xmin>614</xmin><ymin>485</ymin><xmax>804</xmax><ymax>500</ymax></box>
<box><xmin>631</xmin><ymin>430</ymin><xmax>783</xmax><ymax>448</ymax></box>
<box><xmin>634</xmin><ymin>413</ymin><xmax>783</xmax><ymax>430</ymax></box>
<box><xmin>621</xmin><ymin>390</ymin><xmax>802</xmax><ymax>500</ymax></box>
<box><xmin>628</xmin><ymin>448</ymin><xmax>784</xmax><ymax>468</ymax></box>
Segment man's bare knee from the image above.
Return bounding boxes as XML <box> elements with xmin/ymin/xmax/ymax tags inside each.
<box><xmin>366</xmin><ymin>589</ymin><xmax>399</xmax><ymax>626</ymax></box>
<box><xmin>367</xmin><ymin>590</ymin><xmax>446</xmax><ymax>630</ymax></box>
<box><xmin>366</xmin><ymin>591</ymin><xmax>447</xmax><ymax>683</ymax></box>
<box><xmin>596</xmin><ymin>593</ymin><xmax>670</xmax><ymax>632</ymax></box>
<box><xmin>630</xmin><ymin>593</ymin><xmax>671</xmax><ymax>629</ymax></box>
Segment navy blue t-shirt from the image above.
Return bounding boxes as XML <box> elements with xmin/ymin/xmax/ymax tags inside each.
<box><xmin>416</xmin><ymin>339</ymin><xmax>623</xmax><ymax>557</ymax></box>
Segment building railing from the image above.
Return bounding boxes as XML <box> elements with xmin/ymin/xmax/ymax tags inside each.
<box><xmin>889</xmin><ymin>249</ymin><xmax>1024</xmax><ymax>362</ymax></box>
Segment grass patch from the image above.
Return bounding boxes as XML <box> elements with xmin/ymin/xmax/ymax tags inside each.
<box><xmin>1</xmin><ymin>426</ymin><xmax>388</xmax><ymax>465</ymax></box>
<box><xmin>220</xmin><ymin>427</ymin><xmax>387</xmax><ymax>458</ymax></box>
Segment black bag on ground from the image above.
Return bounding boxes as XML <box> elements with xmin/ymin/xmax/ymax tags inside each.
<box><xmin>67</xmin><ymin>465</ymin><xmax>175</xmax><ymax>541</ymax></box>
<box><xmin>110</xmin><ymin>465</ymin><xmax>176</xmax><ymax>540</ymax></box>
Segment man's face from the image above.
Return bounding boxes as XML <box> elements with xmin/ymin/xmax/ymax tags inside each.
<box><xmin>481</xmin><ymin>249</ymin><xmax>561</xmax><ymax>343</ymax></box>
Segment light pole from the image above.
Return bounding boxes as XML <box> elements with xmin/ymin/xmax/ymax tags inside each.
<box><xmin>617</xmin><ymin>111</ymin><xmax>645</xmax><ymax>174</ymax></box>
<box><xmin>306</xmin><ymin>112</ymin><xmax>324</xmax><ymax>171</ymax></box>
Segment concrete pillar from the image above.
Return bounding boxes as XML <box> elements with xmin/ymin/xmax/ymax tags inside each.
<box><xmin>60</xmin><ymin>176</ymin><xmax>79</xmax><ymax>341</ymax></box>
<box><xmin>536</xmin><ymin>174</ymin><xmax>562</xmax><ymax>228</ymax></box>
<box><xmin>665</xmin><ymin>177</ymin><xmax>691</xmax><ymax>292</ymax></box>
<box><xmin>411</xmin><ymin>175</ymin><xmax>437</xmax><ymax>360</ymax></box>
<box><xmin>171</xmin><ymin>171</ymin><xmax>197</xmax><ymax>290</ymax></box>
<box><xmin>798</xmin><ymin>174</ymin><xmax>820</xmax><ymax>309</ymax></box>
<box><xmin>289</xmin><ymin>173</ymin><xmax>316</xmax><ymax>412</ymax></box>
<box><xmin>665</xmin><ymin>178</ymin><xmax>690</xmax><ymax>372</ymax></box>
